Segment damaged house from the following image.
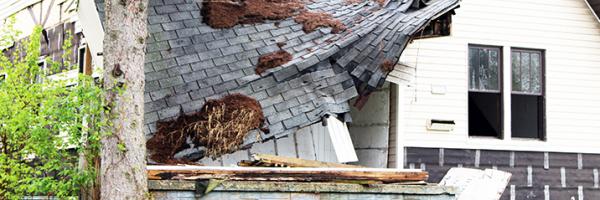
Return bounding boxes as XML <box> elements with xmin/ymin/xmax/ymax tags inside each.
<box><xmin>89</xmin><ymin>0</ymin><xmax>461</xmax><ymax>167</ymax></box>
<box><xmin>8</xmin><ymin>0</ymin><xmax>600</xmax><ymax>198</ymax></box>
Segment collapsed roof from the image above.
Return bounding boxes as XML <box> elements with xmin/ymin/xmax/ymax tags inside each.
<box><xmin>95</xmin><ymin>0</ymin><xmax>459</xmax><ymax>162</ymax></box>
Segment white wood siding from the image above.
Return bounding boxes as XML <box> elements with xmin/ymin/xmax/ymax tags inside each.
<box><xmin>398</xmin><ymin>0</ymin><xmax>600</xmax><ymax>153</ymax></box>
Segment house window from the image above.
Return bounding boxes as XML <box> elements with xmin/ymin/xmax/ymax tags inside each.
<box><xmin>511</xmin><ymin>49</ymin><xmax>545</xmax><ymax>139</ymax></box>
<box><xmin>78</xmin><ymin>46</ymin><xmax>86</xmax><ymax>73</ymax></box>
<box><xmin>468</xmin><ymin>45</ymin><xmax>502</xmax><ymax>138</ymax></box>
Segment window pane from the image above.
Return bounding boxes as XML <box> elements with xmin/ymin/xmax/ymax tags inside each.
<box><xmin>531</xmin><ymin>53</ymin><xmax>542</xmax><ymax>94</ymax></box>
<box><xmin>512</xmin><ymin>52</ymin><xmax>521</xmax><ymax>92</ymax></box>
<box><xmin>469</xmin><ymin>46</ymin><xmax>500</xmax><ymax>92</ymax></box>
<box><xmin>512</xmin><ymin>50</ymin><xmax>543</xmax><ymax>95</ymax></box>
<box><xmin>469</xmin><ymin>48</ymin><xmax>479</xmax><ymax>90</ymax></box>
<box><xmin>520</xmin><ymin>52</ymin><xmax>531</xmax><ymax>93</ymax></box>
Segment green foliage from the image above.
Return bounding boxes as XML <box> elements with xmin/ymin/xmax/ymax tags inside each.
<box><xmin>0</xmin><ymin>17</ymin><xmax>106</xmax><ymax>199</ymax></box>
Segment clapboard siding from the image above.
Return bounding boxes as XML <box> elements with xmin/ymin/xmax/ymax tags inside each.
<box><xmin>398</xmin><ymin>0</ymin><xmax>600</xmax><ymax>153</ymax></box>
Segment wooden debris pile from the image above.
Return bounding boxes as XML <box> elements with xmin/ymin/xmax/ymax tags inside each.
<box><xmin>147</xmin><ymin>154</ymin><xmax>428</xmax><ymax>184</ymax></box>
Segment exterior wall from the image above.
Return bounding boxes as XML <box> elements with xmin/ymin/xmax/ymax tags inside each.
<box><xmin>397</xmin><ymin>0</ymin><xmax>600</xmax><ymax>153</ymax></box>
<box><xmin>406</xmin><ymin>147</ymin><xmax>600</xmax><ymax>200</ymax></box>
<box><xmin>347</xmin><ymin>84</ymin><xmax>390</xmax><ymax>168</ymax></box>
<box><xmin>150</xmin><ymin>180</ymin><xmax>456</xmax><ymax>200</ymax></box>
<box><xmin>196</xmin><ymin>85</ymin><xmax>391</xmax><ymax>167</ymax></box>
<box><xmin>1</xmin><ymin>0</ymin><xmax>79</xmax><ymax>38</ymax></box>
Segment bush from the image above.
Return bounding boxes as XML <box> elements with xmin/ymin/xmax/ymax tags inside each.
<box><xmin>0</xmin><ymin>17</ymin><xmax>106</xmax><ymax>199</ymax></box>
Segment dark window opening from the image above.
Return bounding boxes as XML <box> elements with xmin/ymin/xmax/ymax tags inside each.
<box><xmin>414</xmin><ymin>12</ymin><xmax>453</xmax><ymax>39</ymax></box>
<box><xmin>511</xmin><ymin>49</ymin><xmax>545</xmax><ymax>140</ymax></box>
<box><xmin>468</xmin><ymin>45</ymin><xmax>502</xmax><ymax>138</ymax></box>
<box><xmin>78</xmin><ymin>47</ymin><xmax>86</xmax><ymax>73</ymax></box>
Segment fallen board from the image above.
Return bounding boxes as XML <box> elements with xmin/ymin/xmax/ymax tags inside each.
<box><xmin>239</xmin><ymin>154</ymin><xmax>364</xmax><ymax>168</ymax></box>
<box><xmin>147</xmin><ymin>165</ymin><xmax>428</xmax><ymax>183</ymax></box>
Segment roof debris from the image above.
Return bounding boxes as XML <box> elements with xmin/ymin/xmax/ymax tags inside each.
<box><xmin>147</xmin><ymin>94</ymin><xmax>266</xmax><ymax>163</ymax></box>
<box><xmin>201</xmin><ymin>0</ymin><xmax>305</xmax><ymax>29</ymax></box>
<box><xmin>381</xmin><ymin>59</ymin><xmax>395</xmax><ymax>73</ymax></box>
<box><xmin>239</xmin><ymin>154</ymin><xmax>363</xmax><ymax>168</ymax></box>
<box><xmin>294</xmin><ymin>11</ymin><xmax>347</xmax><ymax>33</ymax></box>
<box><xmin>255</xmin><ymin>50</ymin><xmax>293</xmax><ymax>74</ymax></box>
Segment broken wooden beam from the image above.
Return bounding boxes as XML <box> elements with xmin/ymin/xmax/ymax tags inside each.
<box><xmin>147</xmin><ymin>165</ymin><xmax>428</xmax><ymax>183</ymax></box>
<box><xmin>239</xmin><ymin>154</ymin><xmax>363</xmax><ymax>168</ymax></box>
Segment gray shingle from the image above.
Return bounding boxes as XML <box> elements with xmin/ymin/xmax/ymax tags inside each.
<box><xmin>159</xmin><ymin>76</ymin><xmax>184</xmax><ymax>88</ymax></box>
<box><xmin>147</xmin><ymin>41</ymin><xmax>170</xmax><ymax>52</ymax></box>
<box><xmin>169</xmin><ymin>12</ymin><xmax>193</xmax><ymax>21</ymax></box>
<box><xmin>145</xmin><ymin>100</ymin><xmax>167</xmax><ymax>113</ymax></box>
<box><xmin>213</xmin><ymin>80</ymin><xmax>238</xmax><ymax>93</ymax></box>
<box><xmin>166</xmin><ymin>93</ymin><xmax>191</xmax><ymax>106</ymax></box>
<box><xmin>251</xmin><ymin>76</ymin><xmax>277</xmax><ymax>91</ymax></box>
<box><xmin>206</xmin><ymin>39</ymin><xmax>229</xmax><ymax>49</ymax></box>
<box><xmin>175</xmin><ymin>54</ymin><xmax>200</xmax><ymax>65</ymax></box>
<box><xmin>249</xmin><ymin>31</ymin><xmax>272</xmax><ymax>41</ymax></box>
<box><xmin>220</xmin><ymin>44</ymin><xmax>244</xmax><ymax>56</ymax></box>
<box><xmin>190</xmin><ymin>60</ymin><xmax>215</xmax><ymax>71</ymax></box>
<box><xmin>146</xmin><ymin>70</ymin><xmax>169</xmax><ymax>81</ymax></box>
<box><xmin>268</xmin><ymin>110</ymin><xmax>293</xmax><ymax>124</ymax></box>
<box><xmin>176</xmin><ymin>28</ymin><xmax>199</xmax><ymax>38</ymax></box>
<box><xmin>192</xmin><ymin>33</ymin><xmax>215</xmax><ymax>44</ymax></box>
<box><xmin>228</xmin><ymin>59</ymin><xmax>253</xmax><ymax>70</ymax></box>
<box><xmin>173</xmin><ymin>81</ymin><xmax>199</xmax><ymax>94</ymax></box>
<box><xmin>290</xmin><ymin>102</ymin><xmax>316</xmax><ymax>116</ymax></box>
<box><xmin>212</xmin><ymin>29</ymin><xmax>236</xmax><ymax>40</ymax></box>
<box><xmin>145</xmin><ymin>80</ymin><xmax>160</xmax><ymax>92</ymax></box>
<box><xmin>270</xmin><ymin>27</ymin><xmax>292</xmax><ymax>36</ymax></box>
<box><xmin>189</xmin><ymin>87</ymin><xmax>215</xmax><ymax>100</ymax></box>
<box><xmin>283</xmin><ymin>114</ymin><xmax>309</xmax><ymax>129</ymax></box>
<box><xmin>153</xmin><ymin>30</ymin><xmax>178</xmax><ymax>41</ymax></box>
<box><xmin>221</xmin><ymin>70</ymin><xmax>245</xmax><ymax>82</ymax></box>
<box><xmin>158</xmin><ymin>105</ymin><xmax>181</xmax><ymax>120</ymax></box>
<box><xmin>162</xmin><ymin>21</ymin><xmax>184</xmax><ymax>31</ymax></box>
<box><xmin>181</xmin><ymin>70</ymin><xmax>207</xmax><ymax>82</ymax></box>
<box><xmin>160</xmin><ymin>47</ymin><xmax>186</xmax><ymax>59</ymax></box>
<box><xmin>155</xmin><ymin>5</ymin><xmax>178</xmax><ymax>14</ymax></box>
<box><xmin>198</xmin><ymin>76</ymin><xmax>223</xmax><ymax>88</ymax></box>
<box><xmin>150</xmin><ymin>88</ymin><xmax>174</xmax><ymax>100</ymax></box>
<box><xmin>148</xmin><ymin>15</ymin><xmax>171</xmax><ymax>24</ymax></box>
<box><xmin>169</xmin><ymin>38</ymin><xmax>192</xmax><ymax>48</ymax></box>
<box><xmin>212</xmin><ymin>54</ymin><xmax>238</xmax><ymax>66</ymax></box>
<box><xmin>274</xmin><ymin>65</ymin><xmax>299</xmax><ymax>82</ymax></box>
<box><xmin>242</xmin><ymin>40</ymin><xmax>266</xmax><ymax>50</ymax></box>
<box><xmin>260</xmin><ymin>94</ymin><xmax>284</xmax><ymax>108</ymax></box>
<box><xmin>274</xmin><ymin>98</ymin><xmax>300</xmax><ymax>112</ymax></box>
<box><xmin>234</xmin><ymin>26</ymin><xmax>258</xmax><ymax>35</ymax></box>
<box><xmin>181</xmin><ymin>99</ymin><xmax>205</xmax><ymax>113</ymax></box>
<box><xmin>167</xmin><ymin>64</ymin><xmax>192</xmax><ymax>77</ymax></box>
<box><xmin>198</xmin><ymin>49</ymin><xmax>222</xmax><ymax>61</ymax></box>
<box><xmin>236</xmin><ymin>50</ymin><xmax>259</xmax><ymax>60</ymax></box>
<box><xmin>228</xmin><ymin>35</ymin><xmax>251</xmax><ymax>45</ymax></box>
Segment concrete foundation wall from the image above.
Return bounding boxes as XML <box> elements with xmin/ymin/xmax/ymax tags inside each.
<box><xmin>150</xmin><ymin>180</ymin><xmax>456</xmax><ymax>200</ymax></box>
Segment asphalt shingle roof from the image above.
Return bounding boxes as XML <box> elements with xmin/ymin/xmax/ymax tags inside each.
<box><xmin>96</xmin><ymin>0</ymin><xmax>459</xmax><ymax>148</ymax></box>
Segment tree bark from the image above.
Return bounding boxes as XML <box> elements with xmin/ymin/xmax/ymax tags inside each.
<box><xmin>101</xmin><ymin>0</ymin><xmax>149</xmax><ymax>199</ymax></box>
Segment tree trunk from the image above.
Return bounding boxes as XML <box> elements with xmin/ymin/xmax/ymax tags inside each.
<box><xmin>101</xmin><ymin>0</ymin><xmax>149</xmax><ymax>199</ymax></box>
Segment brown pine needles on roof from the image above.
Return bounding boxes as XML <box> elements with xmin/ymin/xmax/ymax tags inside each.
<box><xmin>147</xmin><ymin>94</ymin><xmax>266</xmax><ymax>163</ymax></box>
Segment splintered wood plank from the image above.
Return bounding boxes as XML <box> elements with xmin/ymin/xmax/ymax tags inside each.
<box><xmin>147</xmin><ymin>165</ymin><xmax>428</xmax><ymax>183</ymax></box>
<box><xmin>251</xmin><ymin>154</ymin><xmax>363</xmax><ymax>168</ymax></box>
